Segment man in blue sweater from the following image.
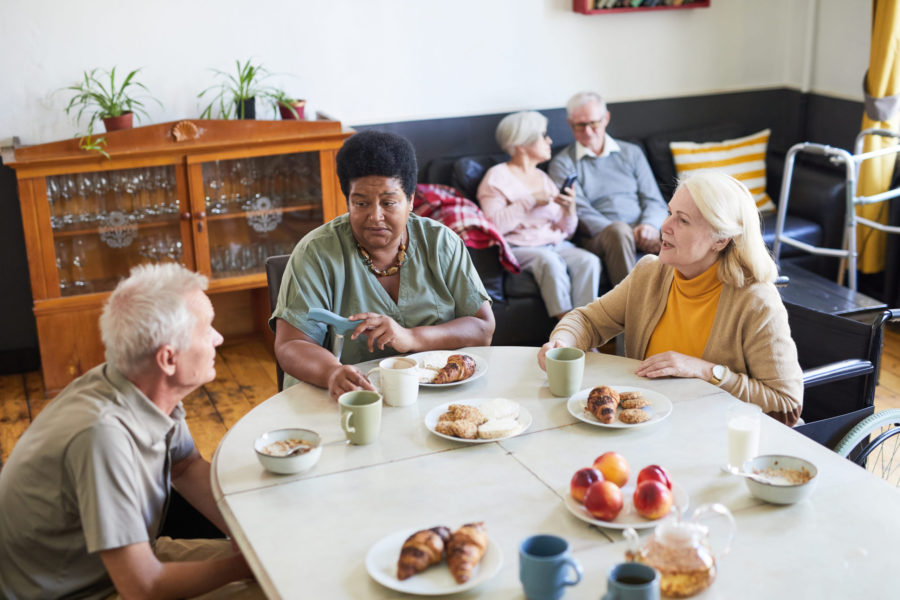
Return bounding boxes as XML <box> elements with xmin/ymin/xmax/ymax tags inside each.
<box><xmin>549</xmin><ymin>91</ymin><xmax>668</xmax><ymax>285</ymax></box>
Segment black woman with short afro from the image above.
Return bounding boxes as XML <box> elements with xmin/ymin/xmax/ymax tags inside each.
<box><xmin>271</xmin><ymin>129</ymin><xmax>496</xmax><ymax>401</ymax></box>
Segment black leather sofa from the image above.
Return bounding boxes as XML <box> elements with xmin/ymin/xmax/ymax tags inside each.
<box><xmin>419</xmin><ymin>124</ymin><xmax>847</xmax><ymax>347</ymax></box>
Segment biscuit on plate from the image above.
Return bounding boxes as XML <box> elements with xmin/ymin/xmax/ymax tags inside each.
<box><xmin>618</xmin><ymin>408</ymin><xmax>652</xmax><ymax>424</ymax></box>
<box><xmin>435</xmin><ymin>419</ymin><xmax>478</xmax><ymax>439</ymax></box>
<box><xmin>620</xmin><ymin>396</ymin><xmax>651</xmax><ymax>409</ymax></box>
<box><xmin>477</xmin><ymin>417</ymin><xmax>521</xmax><ymax>439</ymax></box>
<box><xmin>479</xmin><ymin>398</ymin><xmax>519</xmax><ymax>421</ymax></box>
<box><xmin>618</xmin><ymin>390</ymin><xmax>643</xmax><ymax>400</ymax></box>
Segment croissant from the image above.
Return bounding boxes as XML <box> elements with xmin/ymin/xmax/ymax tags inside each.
<box><xmin>587</xmin><ymin>385</ymin><xmax>619</xmax><ymax>424</ymax></box>
<box><xmin>447</xmin><ymin>522</ymin><xmax>488</xmax><ymax>584</ymax></box>
<box><xmin>397</xmin><ymin>526</ymin><xmax>451</xmax><ymax>580</ymax></box>
<box><xmin>432</xmin><ymin>354</ymin><xmax>476</xmax><ymax>384</ymax></box>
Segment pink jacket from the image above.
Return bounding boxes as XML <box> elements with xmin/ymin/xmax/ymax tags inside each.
<box><xmin>477</xmin><ymin>163</ymin><xmax>577</xmax><ymax>247</ymax></box>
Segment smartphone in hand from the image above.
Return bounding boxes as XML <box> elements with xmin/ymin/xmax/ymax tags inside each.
<box><xmin>561</xmin><ymin>173</ymin><xmax>577</xmax><ymax>193</ymax></box>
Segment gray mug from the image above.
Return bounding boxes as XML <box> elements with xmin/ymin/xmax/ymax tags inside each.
<box><xmin>519</xmin><ymin>534</ymin><xmax>583</xmax><ymax>600</ymax></box>
<box><xmin>602</xmin><ymin>562</ymin><xmax>660</xmax><ymax>600</ymax></box>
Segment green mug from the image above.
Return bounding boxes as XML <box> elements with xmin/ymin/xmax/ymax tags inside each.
<box><xmin>339</xmin><ymin>390</ymin><xmax>382</xmax><ymax>445</ymax></box>
<box><xmin>546</xmin><ymin>347</ymin><xmax>586</xmax><ymax>397</ymax></box>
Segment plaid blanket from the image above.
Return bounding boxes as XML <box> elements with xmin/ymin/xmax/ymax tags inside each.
<box><xmin>413</xmin><ymin>183</ymin><xmax>521</xmax><ymax>273</ymax></box>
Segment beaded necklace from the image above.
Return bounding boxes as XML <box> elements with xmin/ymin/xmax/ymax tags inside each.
<box><xmin>356</xmin><ymin>241</ymin><xmax>407</xmax><ymax>277</ymax></box>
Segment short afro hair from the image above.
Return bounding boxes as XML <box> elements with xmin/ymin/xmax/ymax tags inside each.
<box><xmin>336</xmin><ymin>130</ymin><xmax>418</xmax><ymax>198</ymax></box>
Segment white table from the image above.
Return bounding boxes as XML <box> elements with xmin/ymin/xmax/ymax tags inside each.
<box><xmin>211</xmin><ymin>347</ymin><xmax>900</xmax><ymax>599</ymax></box>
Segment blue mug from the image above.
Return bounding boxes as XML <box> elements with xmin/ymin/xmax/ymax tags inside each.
<box><xmin>519</xmin><ymin>534</ymin><xmax>583</xmax><ymax>600</ymax></box>
<box><xmin>602</xmin><ymin>562</ymin><xmax>660</xmax><ymax>600</ymax></box>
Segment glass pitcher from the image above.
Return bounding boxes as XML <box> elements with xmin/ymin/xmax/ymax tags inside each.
<box><xmin>623</xmin><ymin>503</ymin><xmax>735</xmax><ymax>598</ymax></box>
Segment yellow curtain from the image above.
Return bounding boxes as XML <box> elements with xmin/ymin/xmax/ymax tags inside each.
<box><xmin>858</xmin><ymin>0</ymin><xmax>900</xmax><ymax>273</ymax></box>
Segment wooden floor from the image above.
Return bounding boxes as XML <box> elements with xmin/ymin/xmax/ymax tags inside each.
<box><xmin>2</xmin><ymin>325</ymin><xmax>900</xmax><ymax>464</ymax></box>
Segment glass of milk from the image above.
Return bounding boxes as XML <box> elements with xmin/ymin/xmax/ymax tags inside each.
<box><xmin>727</xmin><ymin>403</ymin><xmax>762</xmax><ymax>468</ymax></box>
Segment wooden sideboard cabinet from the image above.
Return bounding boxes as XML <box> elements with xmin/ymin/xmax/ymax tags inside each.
<box><xmin>9</xmin><ymin>119</ymin><xmax>352</xmax><ymax>395</ymax></box>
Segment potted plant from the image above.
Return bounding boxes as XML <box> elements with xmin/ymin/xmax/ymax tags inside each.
<box><xmin>61</xmin><ymin>67</ymin><xmax>160</xmax><ymax>132</ymax></box>
<box><xmin>198</xmin><ymin>59</ymin><xmax>284</xmax><ymax>120</ymax></box>
<box><xmin>272</xmin><ymin>90</ymin><xmax>307</xmax><ymax>121</ymax></box>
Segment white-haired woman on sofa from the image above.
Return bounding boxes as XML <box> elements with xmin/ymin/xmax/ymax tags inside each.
<box><xmin>538</xmin><ymin>171</ymin><xmax>803</xmax><ymax>425</ymax></box>
<box><xmin>477</xmin><ymin>110</ymin><xmax>601</xmax><ymax>319</ymax></box>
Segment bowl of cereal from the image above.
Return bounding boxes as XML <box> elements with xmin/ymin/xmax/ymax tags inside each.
<box><xmin>741</xmin><ymin>454</ymin><xmax>818</xmax><ymax>504</ymax></box>
<box><xmin>254</xmin><ymin>428</ymin><xmax>322</xmax><ymax>475</ymax></box>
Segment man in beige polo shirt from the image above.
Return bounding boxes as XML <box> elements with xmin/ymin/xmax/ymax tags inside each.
<box><xmin>0</xmin><ymin>264</ymin><xmax>260</xmax><ymax>599</ymax></box>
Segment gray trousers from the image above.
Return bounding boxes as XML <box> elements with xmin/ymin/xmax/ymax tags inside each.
<box><xmin>512</xmin><ymin>241</ymin><xmax>601</xmax><ymax>317</ymax></box>
<box><xmin>581</xmin><ymin>221</ymin><xmax>637</xmax><ymax>286</ymax></box>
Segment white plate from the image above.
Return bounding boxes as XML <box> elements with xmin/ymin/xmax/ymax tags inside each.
<box><xmin>567</xmin><ymin>385</ymin><xmax>673</xmax><ymax>429</ymax></box>
<box><xmin>425</xmin><ymin>400</ymin><xmax>532</xmax><ymax>443</ymax></box>
<box><xmin>408</xmin><ymin>351</ymin><xmax>488</xmax><ymax>387</ymax></box>
<box><xmin>365</xmin><ymin>527</ymin><xmax>502</xmax><ymax>595</ymax></box>
<box><xmin>563</xmin><ymin>482</ymin><xmax>689</xmax><ymax>530</ymax></box>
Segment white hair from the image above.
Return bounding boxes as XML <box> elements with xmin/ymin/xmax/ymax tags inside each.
<box><xmin>100</xmin><ymin>263</ymin><xmax>209</xmax><ymax>377</ymax></box>
<box><xmin>495</xmin><ymin>111</ymin><xmax>548</xmax><ymax>155</ymax></box>
<box><xmin>566</xmin><ymin>91</ymin><xmax>606</xmax><ymax>118</ymax></box>
<box><xmin>681</xmin><ymin>170</ymin><xmax>778</xmax><ymax>288</ymax></box>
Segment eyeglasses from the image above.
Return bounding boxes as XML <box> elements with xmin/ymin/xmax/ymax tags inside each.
<box><xmin>572</xmin><ymin>120</ymin><xmax>605</xmax><ymax>132</ymax></box>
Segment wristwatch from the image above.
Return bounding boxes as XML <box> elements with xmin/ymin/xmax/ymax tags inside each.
<box><xmin>709</xmin><ymin>364</ymin><xmax>726</xmax><ymax>386</ymax></box>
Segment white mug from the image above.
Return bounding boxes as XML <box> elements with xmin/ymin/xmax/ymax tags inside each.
<box><xmin>367</xmin><ymin>357</ymin><xmax>419</xmax><ymax>407</ymax></box>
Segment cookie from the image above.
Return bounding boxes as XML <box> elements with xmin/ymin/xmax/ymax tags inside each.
<box><xmin>618</xmin><ymin>390</ymin><xmax>643</xmax><ymax>400</ymax></box>
<box><xmin>435</xmin><ymin>419</ymin><xmax>478</xmax><ymax>439</ymax></box>
<box><xmin>618</xmin><ymin>408</ymin><xmax>652</xmax><ymax>424</ymax></box>
<box><xmin>620</xmin><ymin>396</ymin><xmax>651</xmax><ymax>409</ymax></box>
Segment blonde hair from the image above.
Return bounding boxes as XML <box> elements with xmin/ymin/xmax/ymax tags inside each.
<box><xmin>100</xmin><ymin>263</ymin><xmax>208</xmax><ymax>377</ymax></box>
<box><xmin>681</xmin><ymin>170</ymin><xmax>778</xmax><ymax>288</ymax></box>
<box><xmin>495</xmin><ymin>111</ymin><xmax>548</xmax><ymax>155</ymax></box>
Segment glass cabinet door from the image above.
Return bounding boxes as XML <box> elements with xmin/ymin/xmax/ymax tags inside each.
<box><xmin>202</xmin><ymin>152</ymin><xmax>324</xmax><ymax>279</ymax></box>
<box><xmin>46</xmin><ymin>165</ymin><xmax>183</xmax><ymax>296</ymax></box>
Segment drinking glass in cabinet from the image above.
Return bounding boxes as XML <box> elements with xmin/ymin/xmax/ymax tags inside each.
<box><xmin>55</xmin><ymin>239</ymin><xmax>71</xmax><ymax>292</ymax></box>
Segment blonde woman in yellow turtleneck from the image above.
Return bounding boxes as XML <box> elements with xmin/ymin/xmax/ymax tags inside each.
<box><xmin>538</xmin><ymin>171</ymin><xmax>803</xmax><ymax>426</ymax></box>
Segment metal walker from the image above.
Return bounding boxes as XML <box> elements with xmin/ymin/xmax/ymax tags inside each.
<box><xmin>772</xmin><ymin>128</ymin><xmax>900</xmax><ymax>291</ymax></box>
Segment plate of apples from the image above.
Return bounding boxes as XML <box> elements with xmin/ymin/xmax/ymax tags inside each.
<box><xmin>564</xmin><ymin>452</ymin><xmax>688</xmax><ymax>530</ymax></box>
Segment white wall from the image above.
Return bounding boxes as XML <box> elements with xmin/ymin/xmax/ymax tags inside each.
<box><xmin>0</xmin><ymin>0</ymin><xmax>871</xmax><ymax>146</ymax></box>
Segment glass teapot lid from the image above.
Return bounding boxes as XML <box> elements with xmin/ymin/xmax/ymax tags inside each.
<box><xmin>625</xmin><ymin>502</ymin><xmax>736</xmax><ymax>559</ymax></box>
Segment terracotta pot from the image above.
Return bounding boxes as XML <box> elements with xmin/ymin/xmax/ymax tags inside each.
<box><xmin>278</xmin><ymin>100</ymin><xmax>306</xmax><ymax>120</ymax></box>
<box><xmin>102</xmin><ymin>112</ymin><xmax>134</xmax><ymax>131</ymax></box>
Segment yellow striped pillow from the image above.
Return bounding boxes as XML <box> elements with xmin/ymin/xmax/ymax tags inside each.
<box><xmin>669</xmin><ymin>129</ymin><xmax>776</xmax><ymax>213</ymax></box>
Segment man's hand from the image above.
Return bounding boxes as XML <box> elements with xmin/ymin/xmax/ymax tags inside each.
<box><xmin>633</xmin><ymin>224</ymin><xmax>661</xmax><ymax>254</ymax></box>
<box><xmin>635</xmin><ymin>351</ymin><xmax>715</xmax><ymax>381</ymax></box>
<box><xmin>537</xmin><ymin>339</ymin><xmax>567</xmax><ymax>371</ymax></box>
<box><xmin>326</xmin><ymin>364</ymin><xmax>376</xmax><ymax>402</ymax></box>
<box><xmin>349</xmin><ymin>312</ymin><xmax>416</xmax><ymax>353</ymax></box>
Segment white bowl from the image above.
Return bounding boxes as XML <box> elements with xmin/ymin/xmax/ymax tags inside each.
<box><xmin>741</xmin><ymin>454</ymin><xmax>818</xmax><ymax>504</ymax></box>
<box><xmin>254</xmin><ymin>428</ymin><xmax>322</xmax><ymax>475</ymax></box>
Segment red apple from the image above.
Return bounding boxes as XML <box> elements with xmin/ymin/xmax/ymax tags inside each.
<box><xmin>570</xmin><ymin>467</ymin><xmax>603</xmax><ymax>504</ymax></box>
<box><xmin>583</xmin><ymin>480</ymin><xmax>624</xmax><ymax>521</ymax></box>
<box><xmin>593</xmin><ymin>452</ymin><xmax>630</xmax><ymax>488</ymax></box>
<box><xmin>633</xmin><ymin>480</ymin><xmax>674</xmax><ymax>520</ymax></box>
<box><xmin>636</xmin><ymin>464</ymin><xmax>672</xmax><ymax>491</ymax></box>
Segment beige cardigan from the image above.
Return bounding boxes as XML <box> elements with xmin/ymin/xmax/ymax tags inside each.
<box><xmin>552</xmin><ymin>256</ymin><xmax>803</xmax><ymax>425</ymax></box>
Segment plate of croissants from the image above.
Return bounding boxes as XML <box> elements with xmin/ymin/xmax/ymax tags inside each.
<box><xmin>425</xmin><ymin>399</ymin><xmax>532</xmax><ymax>443</ymax></box>
<box><xmin>365</xmin><ymin>522</ymin><xmax>502</xmax><ymax>595</ymax></box>
<box><xmin>409</xmin><ymin>351</ymin><xmax>487</xmax><ymax>387</ymax></box>
<box><xmin>567</xmin><ymin>385</ymin><xmax>673</xmax><ymax>428</ymax></box>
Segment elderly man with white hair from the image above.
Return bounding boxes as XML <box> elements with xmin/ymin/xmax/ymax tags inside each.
<box><xmin>0</xmin><ymin>264</ymin><xmax>261</xmax><ymax>599</ymax></box>
<box><xmin>549</xmin><ymin>91</ymin><xmax>668</xmax><ymax>285</ymax></box>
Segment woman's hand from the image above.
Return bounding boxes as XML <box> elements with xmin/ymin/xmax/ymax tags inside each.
<box><xmin>349</xmin><ymin>312</ymin><xmax>416</xmax><ymax>353</ymax></box>
<box><xmin>554</xmin><ymin>186</ymin><xmax>576</xmax><ymax>213</ymax></box>
<box><xmin>635</xmin><ymin>351</ymin><xmax>715</xmax><ymax>381</ymax></box>
<box><xmin>326</xmin><ymin>364</ymin><xmax>376</xmax><ymax>402</ymax></box>
<box><xmin>537</xmin><ymin>339</ymin><xmax>567</xmax><ymax>371</ymax></box>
